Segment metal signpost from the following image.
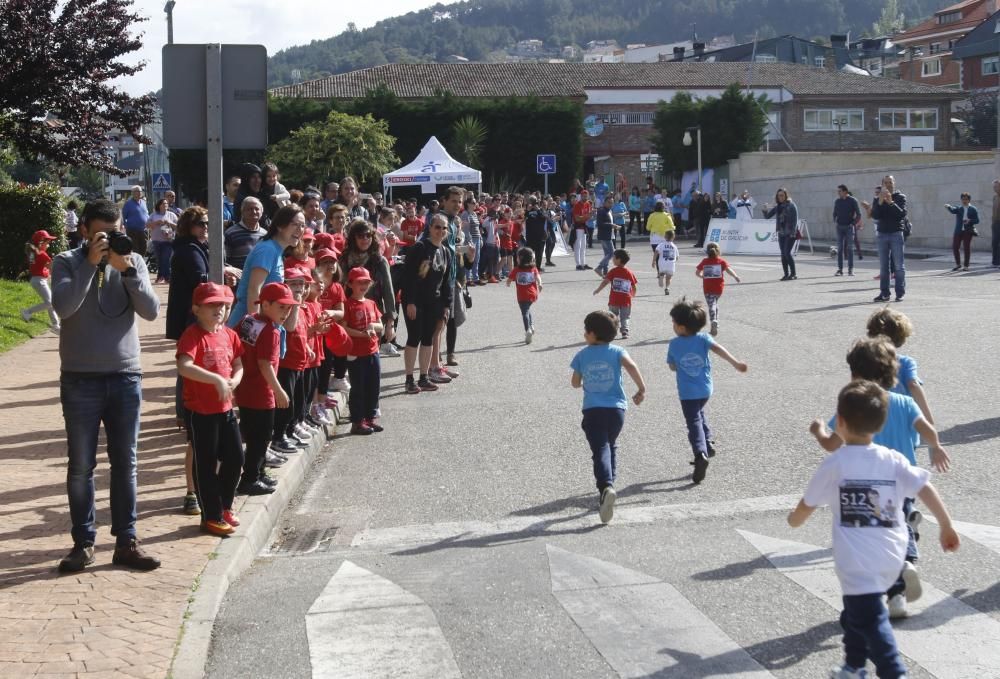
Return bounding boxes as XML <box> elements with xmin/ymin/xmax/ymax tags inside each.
<box><xmin>536</xmin><ymin>154</ymin><xmax>556</xmax><ymax>195</ymax></box>
<box><xmin>162</xmin><ymin>44</ymin><xmax>267</xmax><ymax>283</ymax></box>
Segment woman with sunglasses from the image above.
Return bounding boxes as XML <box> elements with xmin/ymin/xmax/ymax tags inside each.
<box><xmin>338</xmin><ymin>218</ymin><xmax>396</xmax><ymax>353</ymax></box>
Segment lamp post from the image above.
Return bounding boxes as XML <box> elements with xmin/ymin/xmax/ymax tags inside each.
<box><xmin>833</xmin><ymin>116</ymin><xmax>847</xmax><ymax>150</ymax></box>
<box><xmin>682</xmin><ymin>125</ymin><xmax>702</xmax><ymax>192</ymax></box>
<box><xmin>164</xmin><ymin>1</ymin><xmax>175</xmax><ymax>44</ymax></box>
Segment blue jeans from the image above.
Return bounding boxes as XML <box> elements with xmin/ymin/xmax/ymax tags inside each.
<box><xmin>836</xmin><ymin>224</ymin><xmax>855</xmax><ymax>272</ymax></box>
<box><xmin>581</xmin><ymin>407</ymin><xmax>624</xmax><ymax>491</ymax></box>
<box><xmin>518</xmin><ymin>300</ymin><xmax>533</xmax><ymax>331</ymax></box>
<box><xmin>596</xmin><ymin>239</ymin><xmax>614</xmax><ymax>274</ymax></box>
<box><xmin>778</xmin><ymin>233</ymin><xmax>796</xmax><ymax>277</ymax></box>
<box><xmin>61</xmin><ymin>372</ymin><xmax>142</xmax><ymax>547</ymax></box>
<box><xmin>680</xmin><ymin>398</ymin><xmax>712</xmax><ymax>458</ymax></box>
<box><xmin>346</xmin><ymin>354</ymin><xmax>381</xmax><ymax>424</ymax></box>
<box><xmin>840</xmin><ymin>593</ymin><xmax>907</xmax><ymax>678</ymax></box>
<box><xmin>467</xmin><ymin>237</ymin><xmax>482</xmax><ymax>282</ymax></box>
<box><xmin>152</xmin><ymin>240</ymin><xmax>173</xmax><ymax>281</ymax></box>
<box><xmin>877</xmin><ymin>231</ymin><xmax>906</xmax><ymax>297</ymax></box>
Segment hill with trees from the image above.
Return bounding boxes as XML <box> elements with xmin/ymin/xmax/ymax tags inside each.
<box><xmin>269</xmin><ymin>0</ymin><xmax>955</xmax><ymax>86</ymax></box>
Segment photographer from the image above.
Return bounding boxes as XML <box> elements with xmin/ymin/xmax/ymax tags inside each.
<box><xmin>51</xmin><ymin>198</ymin><xmax>162</xmax><ymax>573</ymax></box>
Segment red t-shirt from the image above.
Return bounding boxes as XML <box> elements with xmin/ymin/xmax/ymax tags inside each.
<box><xmin>319</xmin><ymin>281</ymin><xmax>345</xmax><ymax>310</ymax></box>
<box><xmin>343</xmin><ymin>296</ymin><xmax>380</xmax><ymax>356</ymax></box>
<box><xmin>572</xmin><ymin>201</ymin><xmax>592</xmax><ymax>227</ymax></box>
<box><xmin>176</xmin><ymin>324</ymin><xmax>243</xmax><ymax>415</ymax></box>
<box><xmin>279</xmin><ymin>308</ymin><xmax>310</xmax><ymax>370</ymax></box>
<box><xmin>234</xmin><ymin>314</ymin><xmax>282</xmax><ymax>410</ymax></box>
<box><xmin>605</xmin><ymin>266</ymin><xmax>637</xmax><ymax>308</ymax></box>
<box><xmin>400</xmin><ymin>217</ymin><xmax>423</xmax><ymax>245</ymax></box>
<box><xmin>29</xmin><ymin>250</ymin><xmax>52</xmax><ymax>278</ymax></box>
<box><xmin>306</xmin><ymin>300</ymin><xmax>324</xmax><ymax>368</ymax></box>
<box><xmin>511</xmin><ymin>220</ymin><xmax>523</xmax><ymax>245</ymax></box>
<box><xmin>510</xmin><ymin>266</ymin><xmax>540</xmax><ymax>303</ymax></box>
<box><xmin>497</xmin><ymin>219</ymin><xmax>514</xmax><ymax>250</ymax></box>
<box><xmin>696</xmin><ymin>257</ymin><xmax>729</xmax><ymax>296</ymax></box>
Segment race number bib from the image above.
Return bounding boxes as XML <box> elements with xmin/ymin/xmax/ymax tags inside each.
<box><xmin>611</xmin><ymin>277</ymin><xmax>632</xmax><ymax>294</ymax></box>
<box><xmin>839</xmin><ymin>481</ymin><xmax>898</xmax><ymax>528</ymax></box>
<box><xmin>516</xmin><ymin>271</ymin><xmax>535</xmax><ymax>285</ymax></box>
<box><xmin>237</xmin><ymin>316</ymin><xmax>267</xmax><ymax>347</ymax></box>
<box><xmin>702</xmin><ymin>264</ymin><xmax>723</xmax><ymax>279</ymax></box>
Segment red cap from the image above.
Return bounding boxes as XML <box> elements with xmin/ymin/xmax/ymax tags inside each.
<box><xmin>581</xmin><ymin>190</ymin><xmax>589</xmax><ymax>195</ymax></box>
<box><xmin>31</xmin><ymin>230</ymin><xmax>57</xmax><ymax>245</ymax></box>
<box><xmin>283</xmin><ymin>266</ymin><xmax>313</xmax><ymax>283</ymax></box>
<box><xmin>314</xmin><ymin>248</ymin><xmax>339</xmax><ymax>263</ymax></box>
<box><xmin>191</xmin><ymin>282</ymin><xmax>234</xmax><ymax>306</ymax></box>
<box><xmin>302</xmin><ymin>228</ymin><xmax>315</xmax><ymax>241</ymax></box>
<box><xmin>313</xmin><ymin>232</ymin><xmax>335</xmax><ymax>249</ymax></box>
<box><xmin>348</xmin><ymin>266</ymin><xmax>372</xmax><ymax>284</ymax></box>
<box><xmin>257</xmin><ymin>282</ymin><xmax>298</xmax><ymax>305</ymax></box>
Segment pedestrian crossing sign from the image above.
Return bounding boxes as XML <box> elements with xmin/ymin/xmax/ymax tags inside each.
<box><xmin>152</xmin><ymin>173</ymin><xmax>172</xmax><ymax>191</ymax></box>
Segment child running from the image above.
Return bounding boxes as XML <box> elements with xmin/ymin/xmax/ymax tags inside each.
<box><xmin>507</xmin><ymin>247</ymin><xmax>543</xmax><ymax>344</ymax></box>
<box><xmin>695</xmin><ymin>242</ymin><xmax>740</xmax><ymax>336</ymax></box>
<box><xmin>666</xmin><ymin>298</ymin><xmax>748</xmax><ymax>484</ymax></box>
<box><xmin>652</xmin><ymin>230</ymin><xmax>678</xmax><ymax>295</ymax></box>
<box><xmin>866</xmin><ymin>308</ymin><xmax>934</xmax><ymax>423</ymax></box>
<box><xmin>570</xmin><ymin>310</ymin><xmax>646</xmax><ymax>524</ymax></box>
<box><xmin>594</xmin><ymin>249</ymin><xmax>637</xmax><ymax>339</ymax></box>
<box><xmin>175</xmin><ymin>283</ymin><xmax>245</xmax><ymax>536</ymax></box>
<box><xmin>20</xmin><ymin>229</ymin><xmax>61</xmax><ymax>333</ymax></box>
<box><xmin>790</xmin><ymin>379</ymin><xmax>959</xmax><ymax>679</ymax></box>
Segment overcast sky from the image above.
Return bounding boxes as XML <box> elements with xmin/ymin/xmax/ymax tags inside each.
<box><xmin>117</xmin><ymin>0</ymin><xmax>446</xmax><ymax>95</ymax></box>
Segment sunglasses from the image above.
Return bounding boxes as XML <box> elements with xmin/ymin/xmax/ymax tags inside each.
<box><xmin>196</xmin><ymin>220</ymin><xmax>210</xmax><ymax>226</ymax></box>
<box><xmin>356</xmin><ymin>232</ymin><xmax>373</xmax><ymax>239</ymax></box>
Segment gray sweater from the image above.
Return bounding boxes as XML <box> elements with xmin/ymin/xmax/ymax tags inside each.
<box><xmin>51</xmin><ymin>248</ymin><xmax>160</xmax><ymax>374</ymax></box>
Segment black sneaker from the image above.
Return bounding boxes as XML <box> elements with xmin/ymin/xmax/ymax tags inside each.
<box><xmin>873</xmin><ymin>294</ymin><xmax>891</xmax><ymax>303</ymax></box>
<box><xmin>405</xmin><ymin>378</ymin><xmax>421</xmax><ymax>395</ymax></box>
<box><xmin>706</xmin><ymin>440</ymin><xmax>717</xmax><ymax>458</ymax></box>
<box><xmin>58</xmin><ymin>543</ymin><xmax>95</xmax><ymax>573</ymax></box>
<box><xmin>908</xmin><ymin>510</ymin><xmax>922</xmax><ymax>542</ymax></box>
<box><xmin>895</xmin><ymin>294</ymin><xmax>904</xmax><ymax>302</ymax></box>
<box><xmin>272</xmin><ymin>438</ymin><xmax>297</xmax><ymax>455</ymax></box>
<box><xmin>112</xmin><ymin>539</ymin><xmax>161</xmax><ymax>571</ymax></box>
<box><xmin>692</xmin><ymin>454</ymin><xmax>709</xmax><ymax>484</ymax></box>
<box><xmin>259</xmin><ymin>473</ymin><xmax>278</xmax><ymax>488</ymax></box>
<box><xmin>835</xmin><ymin>270</ymin><xmax>843</xmax><ymax>276</ymax></box>
<box><xmin>237</xmin><ymin>480</ymin><xmax>275</xmax><ymax>496</ymax></box>
<box><xmin>417</xmin><ymin>377</ymin><xmax>438</xmax><ymax>391</ymax></box>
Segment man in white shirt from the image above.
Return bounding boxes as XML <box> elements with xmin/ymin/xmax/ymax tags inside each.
<box><xmin>730</xmin><ymin>190</ymin><xmax>756</xmax><ymax>220</ymax></box>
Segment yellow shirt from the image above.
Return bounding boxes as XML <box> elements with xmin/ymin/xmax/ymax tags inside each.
<box><xmin>646</xmin><ymin>211</ymin><xmax>675</xmax><ymax>237</ymax></box>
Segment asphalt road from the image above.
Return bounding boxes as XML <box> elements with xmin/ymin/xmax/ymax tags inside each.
<box><xmin>205</xmin><ymin>244</ymin><xmax>1000</xmax><ymax>679</ymax></box>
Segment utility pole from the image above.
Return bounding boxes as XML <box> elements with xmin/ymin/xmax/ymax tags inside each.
<box><xmin>164</xmin><ymin>1</ymin><xmax>175</xmax><ymax>45</ymax></box>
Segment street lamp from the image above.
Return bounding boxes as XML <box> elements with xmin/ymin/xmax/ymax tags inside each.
<box><xmin>683</xmin><ymin>126</ymin><xmax>702</xmax><ymax>192</ymax></box>
<box><xmin>164</xmin><ymin>1</ymin><xmax>175</xmax><ymax>45</ymax></box>
<box><xmin>832</xmin><ymin>116</ymin><xmax>848</xmax><ymax>150</ymax></box>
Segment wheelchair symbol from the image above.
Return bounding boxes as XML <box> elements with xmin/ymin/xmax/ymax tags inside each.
<box><xmin>537</xmin><ymin>155</ymin><xmax>556</xmax><ymax>174</ymax></box>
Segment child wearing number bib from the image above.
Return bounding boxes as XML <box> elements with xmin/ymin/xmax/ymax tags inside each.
<box><xmin>593</xmin><ymin>249</ymin><xmax>637</xmax><ymax>339</ymax></box>
<box><xmin>507</xmin><ymin>248</ymin><xmax>543</xmax><ymax>344</ymax></box>
<box><xmin>695</xmin><ymin>243</ymin><xmax>740</xmax><ymax>337</ymax></box>
<box><xmin>652</xmin><ymin>230</ymin><xmax>679</xmax><ymax>295</ymax></box>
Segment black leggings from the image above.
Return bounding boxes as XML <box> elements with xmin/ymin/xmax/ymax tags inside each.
<box><xmin>346</xmin><ymin>354</ymin><xmax>380</xmax><ymax>424</ymax></box>
<box><xmin>446</xmin><ymin>315</ymin><xmax>457</xmax><ymax>355</ymax></box>
<box><xmin>527</xmin><ymin>240</ymin><xmax>545</xmax><ymax>270</ymax></box>
<box><xmin>274</xmin><ymin>367</ymin><xmax>303</xmax><ymax>441</ymax></box>
<box><xmin>544</xmin><ymin>236</ymin><xmax>555</xmax><ymax>263</ymax></box>
<box><xmin>238</xmin><ymin>406</ymin><xmax>273</xmax><ymax>484</ymax></box>
<box><xmin>187</xmin><ymin>409</ymin><xmax>244</xmax><ymax>521</ymax></box>
<box><xmin>303</xmin><ymin>366</ymin><xmax>318</xmax><ymax>417</ymax></box>
<box><xmin>404</xmin><ymin>304</ymin><xmax>441</xmax><ymax>348</ymax></box>
<box><xmin>627</xmin><ymin>210</ymin><xmax>640</xmax><ymax>233</ymax></box>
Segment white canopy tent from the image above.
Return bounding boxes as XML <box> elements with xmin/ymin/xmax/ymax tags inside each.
<box><xmin>382</xmin><ymin>136</ymin><xmax>482</xmax><ymax>201</ymax></box>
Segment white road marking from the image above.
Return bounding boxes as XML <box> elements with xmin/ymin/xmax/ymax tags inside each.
<box><xmin>738</xmin><ymin>530</ymin><xmax>1000</xmax><ymax>679</ymax></box>
<box><xmin>925</xmin><ymin>516</ymin><xmax>1000</xmax><ymax>555</ymax></box>
<box><xmin>547</xmin><ymin>545</ymin><xmax>775</xmax><ymax>678</ymax></box>
<box><xmin>305</xmin><ymin>561</ymin><xmax>461</xmax><ymax>679</ymax></box>
<box><xmin>350</xmin><ymin>494</ymin><xmax>800</xmax><ymax>551</ymax></box>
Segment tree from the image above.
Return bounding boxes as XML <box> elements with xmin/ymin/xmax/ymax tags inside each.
<box><xmin>958</xmin><ymin>89</ymin><xmax>996</xmax><ymax>148</ymax></box>
<box><xmin>872</xmin><ymin>0</ymin><xmax>904</xmax><ymax>35</ymax></box>
<box><xmin>0</xmin><ymin>0</ymin><xmax>156</xmax><ymax>177</ymax></box>
<box><xmin>266</xmin><ymin>110</ymin><xmax>400</xmax><ymax>189</ymax></box>
<box><xmin>451</xmin><ymin>116</ymin><xmax>487</xmax><ymax>167</ymax></box>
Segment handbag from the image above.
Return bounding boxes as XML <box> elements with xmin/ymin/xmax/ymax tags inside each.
<box><xmin>568</xmin><ymin>227</ymin><xmax>577</xmax><ymax>247</ymax></box>
<box><xmin>903</xmin><ymin>219</ymin><xmax>912</xmax><ymax>239</ymax></box>
<box><xmin>462</xmin><ymin>287</ymin><xmax>472</xmax><ymax>308</ymax></box>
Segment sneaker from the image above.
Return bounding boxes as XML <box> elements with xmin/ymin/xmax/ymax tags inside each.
<box><xmin>272</xmin><ymin>438</ymin><xmax>298</xmax><ymax>455</ymax></box>
<box><xmin>20</xmin><ymin>309</ymin><xmax>32</xmax><ymax>322</ymax></box>
<box><xmin>692</xmin><ymin>454</ymin><xmax>709</xmax><ymax>484</ymax></box>
<box><xmin>907</xmin><ymin>509</ymin><xmax>922</xmax><ymax>542</ymax></box>
<box><xmin>330</xmin><ymin>377</ymin><xmax>350</xmax><ymax>392</ymax></box>
<box><xmin>830</xmin><ymin>665</ymin><xmax>869</xmax><ymax>679</ymax></box>
<box><xmin>183</xmin><ymin>492</ymin><xmax>201</xmax><ymax>516</ymax></box>
<box><xmin>222</xmin><ymin>509</ymin><xmax>240</xmax><ymax>527</ymax></box>
<box><xmin>58</xmin><ymin>543</ymin><xmax>95</xmax><ymax>573</ymax></box>
<box><xmin>835</xmin><ymin>269</ymin><xmax>843</xmax><ymax>276</ymax></box>
<box><xmin>873</xmin><ymin>294</ymin><xmax>891</xmax><ymax>303</ymax></box>
<box><xmin>365</xmin><ymin>418</ymin><xmax>384</xmax><ymax>433</ymax></box>
<box><xmin>417</xmin><ymin>377</ymin><xmax>438</xmax><ymax>391</ymax></box>
<box><xmin>710</xmin><ymin>320</ymin><xmax>719</xmax><ymax>336</ymax></box>
<box><xmin>289</xmin><ymin>429</ymin><xmax>310</xmax><ymax>444</ymax></box>
<box><xmin>237</xmin><ymin>479</ymin><xmax>275</xmax><ymax>496</ymax></box>
<box><xmin>446</xmin><ymin>355</ymin><xmax>459</xmax><ymax>366</ymax></box>
<box><xmin>583</xmin><ymin>264</ymin><xmax>593</xmax><ymax>270</ymax></box>
<box><xmin>888</xmin><ymin>593</ymin><xmax>908</xmax><ymax>619</ymax></box>
<box><xmin>901</xmin><ymin>561</ymin><xmax>922</xmax><ymax>602</ymax></box>
<box><xmin>848</xmin><ymin>270</ymin><xmax>854</xmax><ymax>276</ymax></box>
<box><xmin>201</xmin><ymin>520</ymin><xmax>235</xmax><ymax>536</ymax></box>
<box><xmin>405</xmin><ymin>377</ymin><xmax>421</xmax><ymax>394</ymax></box>
<box><xmin>428</xmin><ymin>368</ymin><xmax>452</xmax><ymax>384</ymax></box>
<box><xmin>664</xmin><ymin>287</ymin><xmax>669</xmax><ymax>295</ymax></box>
<box><xmin>620</xmin><ymin>330</ymin><xmax>629</xmax><ymax>339</ymax></box>
<box><xmin>962</xmin><ymin>266</ymin><xmax>969</xmax><ymax>272</ymax></box>
<box><xmin>311</xmin><ymin>404</ymin><xmax>333</xmax><ymax>425</ymax></box>
<box><xmin>780</xmin><ymin>274</ymin><xmax>790</xmax><ymax>281</ymax></box>
<box><xmin>545</xmin><ymin>261</ymin><xmax>555</xmax><ymax>266</ymax></box>
<box><xmin>488</xmin><ymin>276</ymin><xmax>499</xmax><ymax>284</ymax></box>
<box><xmin>525</xmin><ymin>330</ymin><xmax>533</xmax><ymax>344</ymax></box>
<box><xmin>264</xmin><ymin>449</ymin><xmax>287</xmax><ymax>467</ymax></box>
<box><xmin>598</xmin><ymin>486</ymin><xmax>617</xmax><ymax>524</ymax></box>
<box><xmin>706</xmin><ymin>440</ymin><xmax>717</xmax><ymax>458</ymax></box>
<box><xmin>351</xmin><ymin>422</ymin><xmax>374</xmax><ymax>435</ymax></box>
<box><xmin>296</xmin><ymin>422</ymin><xmax>318</xmax><ymax>437</ymax></box>
<box><xmin>440</xmin><ymin>366</ymin><xmax>460</xmax><ymax>379</ymax></box>
<box><xmin>259</xmin><ymin>473</ymin><xmax>278</xmax><ymax>488</ymax></box>
<box><xmin>112</xmin><ymin>539</ymin><xmax>161</xmax><ymax>571</ymax></box>
<box><xmin>380</xmin><ymin>342</ymin><xmax>400</xmax><ymax>357</ymax></box>
<box><xmin>951</xmin><ymin>265</ymin><xmax>962</xmax><ymax>272</ymax></box>
<box><xmin>894</xmin><ymin>294</ymin><xmax>904</xmax><ymax>302</ymax></box>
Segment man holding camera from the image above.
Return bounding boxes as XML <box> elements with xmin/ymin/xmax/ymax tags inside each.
<box><xmin>51</xmin><ymin>199</ymin><xmax>162</xmax><ymax>573</ymax></box>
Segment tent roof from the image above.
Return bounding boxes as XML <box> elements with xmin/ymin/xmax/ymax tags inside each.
<box><xmin>383</xmin><ymin>136</ymin><xmax>481</xmax><ymax>190</ymax></box>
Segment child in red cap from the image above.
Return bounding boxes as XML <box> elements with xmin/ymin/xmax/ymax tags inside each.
<box><xmin>175</xmin><ymin>283</ymin><xmax>244</xmax><ymax>536</ymax></box>
<box><xmin>342</xmin><ymin>266</ymin><xmax>384</xmax><ymax>435</ymax></box>
<box><xmin>274</xmin><ymin>267</ymin><xmax>316</xmax><ymax>451</ymax></box>
<box><xmin>21</xmin><ymin>230</ymin><xmax>60</xmax><ymax>333</ymax></box>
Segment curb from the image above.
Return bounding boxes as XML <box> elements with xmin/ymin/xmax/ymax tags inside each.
<box><xmin>169</xmin><ymin>396</ymin><xmax>346</xmax><ymax>679</ymax></box>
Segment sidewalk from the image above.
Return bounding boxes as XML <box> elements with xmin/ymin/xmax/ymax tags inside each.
<box><xmin>0</xmin><ymin>285</ymin><xmax>329</xmax><ymax>678</ymax></box>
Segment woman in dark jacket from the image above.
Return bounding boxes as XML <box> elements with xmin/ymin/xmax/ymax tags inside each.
<box><xmin>763</xmin><ymin>187</ymin><xmax>799</xmax><ymax>280</ymax></box>
<box><xmin>711</xmin><ymin>192</ymin><xmax>729</xmax><ymax>219</ymax></box>
<box><xmin>689</xmin><ymin>192</ymin><xmax>713</xmax><ymax>248</ymax></box>
<box><xmin>339</xmin><ymin>218</ymin><xmax>396</xmax><ymax>344</ymax></box>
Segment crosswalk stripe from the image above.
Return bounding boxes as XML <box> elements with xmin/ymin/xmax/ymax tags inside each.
<box><xmin>738</xmin><ymin>530</ymin><xmax>1000</xmax><ymax>679</ymax></box>
<box><xmin>926</xmin><ymin>517</ymin><xmax>1000</xmax><ymax>555</ymax></box>
<box><xmin>305</xmin><ymin>561</ymin><xmax>461</xmax><ymax>679</ymax></box>
<box><xmin>547</xmin><ymin>545</ymin><xmax>775</xmax><ymax>678</ymax></box>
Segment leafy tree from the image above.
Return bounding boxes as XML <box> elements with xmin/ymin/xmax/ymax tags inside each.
<box><xmin>451</xmin><ymin>116</ymin><xmax>488</xmax><ymax>167</ymax></box>
<box><xmin>0</xmin><ymin>0</ymin><xmax>156</xmax><ymax>177</ymax></box>
<box><xmin>651</xmin><ymin>84</ymin><xmax>769</xmax><ymax>172</ymax></box>
<box><xmin>266</xmin><ymin>110</ymin><xmax>400</xmax><ymax>189</ymax></box>
<box><xmin>957</xmin><ymin>89</ymin><xmax>996</xmax><ymax>148</ymax></box>
<box><xmin>872</xmin><ymin>0</ymin><xmax>905</xmax><ymax>35</ymax></box>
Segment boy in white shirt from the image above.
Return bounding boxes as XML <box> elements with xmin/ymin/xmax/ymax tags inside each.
<box><xmin>652</xmin><ymin>230</ymin><xmax>678</xmax><ymax>294</ymax></box>
<box><xmin>788</xmin><ymin>380</ymin><xmax>959</xmax><ymax>679</ymax></box>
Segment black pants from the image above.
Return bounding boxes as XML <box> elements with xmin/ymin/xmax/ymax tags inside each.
<box><xmin>446</xmin><ymin>315</ymin><xmax>457</xmax><ymax>355</ymax></box>
<box><xmin>527</xmin><ymin>240</ymin><xmax>545</xmax><ymax>270</ymax></box>
<box><xmin>404</xmin><ymin>304</ymin><xmax>440</xmax><ymax>348</ymax></box>
<box><xmin>696</xmin><ymin>220</ymin><xmax>708</xmax><ymax>247</ymax></box>
<box><xmin>544</xmin><ymin>235</ymin><xmax>556</xmax><ymax>264</ymax></box>
<box><xmin>238</xmin><ymin>406</ymin><xmax>273</xmax><ymax>484</ymax></box>
<box><xmin>318</xmin><ymin>345</ymin><xmax>334</xmax><ymax>394</ymax></box>
<box><xmin>274</xmin><ymin>367</ymin><xmax>302</xmax><ymax>441</ymax></box>
<box><xmin>187</xmin><ymin>409</ymin><xmax>244</xmax><ymax>521</ymax></box>
<box><xmin>992</xmin><ymin>220</ymin><xmax>1000</xmax><ymax>266</ymax></box>
<box><xmin>627</xmin><ymin>210</ymin><xmax>640</xmax><ymax>234</ymax></box>
<box><xmin>346</xmin><ymin>354</ymin><xmax>380</xmax><ymax>424</ymax></box>
<box><xmin>303</xmin><ymin>366</ymin><xmax>318</xmax><ymax>419</ymax></box>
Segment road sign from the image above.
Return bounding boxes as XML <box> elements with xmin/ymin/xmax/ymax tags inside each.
<box><xmin>151</xmin><ymin>173</ymin><xmax>172</xmax><ymax>191</ymax></box>
<box><xmin>536</xmin><ymin>154</ymin><xmax>556</xmax><ymax>175</ymax></box>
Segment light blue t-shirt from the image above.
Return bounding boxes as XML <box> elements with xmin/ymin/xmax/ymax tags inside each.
<box><xmin>571</xmin><ymin>343</ymin><xmax>628</xmax><ymax>411</ymax></box>
<box><xmin>891</xmin><ymin>354</ymin><xmax>920</xmax><ymax>398</ymax></box>
<box><xmin>829</xmin><ymin>391</ymin><xmax>921</xmax><ymax>465</ymax></box>
<box><xmin>666</xmin><ymin>333</ymin><xmax>715</xmax><ymax>400</ymax></box>
<box><xmin>612</xmin><ymin>201</ymin><xmax>627</xmax><ymax>225</ymax></box>
<box><xmin>228</xmin><ymin>238</ymin><xmax>285</xmax><ymax>328</ymax></box>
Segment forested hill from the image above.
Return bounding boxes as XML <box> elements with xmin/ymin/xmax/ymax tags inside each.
<box><xmin>269</xmin><ymin>0</ymin><xmax>954</xmax><ymax>86</ymax></box>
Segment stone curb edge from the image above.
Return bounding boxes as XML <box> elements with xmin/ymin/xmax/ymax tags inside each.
<box><xmin>168</xmin><ymin>395</ymin><xmax>346</xmax><ymax>679</ymax></box>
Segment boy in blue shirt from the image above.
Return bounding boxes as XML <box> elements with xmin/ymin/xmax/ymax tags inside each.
<box><xmin>810</xmin><ymin>337</ymin><xmax>951</xmax><ymax>619</ymax></box>
<box><xmin>570</xmin><ymin>310</ymin><xmax>647</xmax><ymax>524</ymax></box>
<box><xmin>666</xmin><ymin>299</ymin><xmax>748</xmax><ymax>484</ymax></box>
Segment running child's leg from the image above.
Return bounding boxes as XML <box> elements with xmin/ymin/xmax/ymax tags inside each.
<box><xmin>840</xmin><ymin>594</ymin><xmax>907</xmax><ymax>678</ymax></box>
<box><xmin>581</xmin><ymin>408</ymin><xmax>622</xmax><ymax>491</ymax></box>
<box><xmin>518</xmin><ymin>301</ymin><xmax>532</xmax><ymax>331</ymax></box>
<box><xmin>705</xmin><ymin>294</ymin><xmax>719</xmax><ymax>323</ymax></box>
<box><xmin>680</xmin><ymin>398</ymin><xmax>709</xmax><ymax>458</ymax></box>
<box><xmin>617</xmin><ymin>306</ymin><xmax>631</xmax><ymax>336</ymax></box>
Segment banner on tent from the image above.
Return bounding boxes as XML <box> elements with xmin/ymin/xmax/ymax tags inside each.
<box><xmin>706</xmin><ymin>218</ymin><xmax>802</xmax><ymax>256</ymax></box>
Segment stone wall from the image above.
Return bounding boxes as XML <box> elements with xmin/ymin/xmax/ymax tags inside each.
<box><xmin>727</xmin><ymin>151</ymin><xmax>996</xmax><ymax>250</ymax></box>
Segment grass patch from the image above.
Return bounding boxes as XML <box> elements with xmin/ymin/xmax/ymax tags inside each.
<box><xmin>0</xmin><ymin>279</ymin><xmax>56</xmax><ymax>353</ymax></box>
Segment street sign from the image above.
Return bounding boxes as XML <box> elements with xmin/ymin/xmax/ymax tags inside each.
<box><xmin>536</xmin><ymin>154</ymin><xmax>556</xmax><ymax>175</ymax></box>
<box><xmin>583</xmin><ymin>115</ymin><xmax>604</xmax><ymax>137</ymax></box>
<box><xmin>151</xmin><ymin>173</ymin><xmax>172</xmax><ymax>191</ymax></box>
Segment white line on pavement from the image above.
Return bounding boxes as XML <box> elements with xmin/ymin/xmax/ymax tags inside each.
<box><xmin>925</xmin><ymin>516</ymin><xmax>1000</xmax><ymax>555</ymax></box>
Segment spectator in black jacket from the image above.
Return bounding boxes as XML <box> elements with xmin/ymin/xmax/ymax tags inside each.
<box><xmin>833</xmin><ymin>185</ymin><xmax>862</xmax><ymax>276</ymax></box>
<box><xmin>869</xmin><ymin>175</ymin><xmax>907</xmax><ymax>302</ymax></box>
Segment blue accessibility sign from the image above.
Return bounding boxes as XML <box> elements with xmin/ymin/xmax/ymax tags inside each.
<box><xmin>151</xmin><ymin>173</ymin><xmax>172</xmax><ymax>191</ymax></box>
<box><xmin>536</xmin><ymin>154</ymin><xmax>556</xmax><ymax>175</ymax></box>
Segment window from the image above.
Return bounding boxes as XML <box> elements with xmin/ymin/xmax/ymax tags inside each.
<box><xmin>922</xmin><ymin>58</ymin><xmax>942</xmax><ymax>77</ymax></box>
<box><xmin>765</xmin><ymin>112</ymin><xmax>782</xmax><ymax>141</ymax></box>
<box><xmin>983</xmin><ymin>56</ymin><xmax>1000</xmax><ymax>75</ymax></box>
<box><xmin>879</xmin><ymin>108</ymin><xmax>939</xmax><ymax>130</ymax></box>
<box><xmin>867</xmin><ymin>58</ymin><xmax>883</xmax><ymax>74</ymax></box>
<box><xmin>929</xmin><ymin>43</ymin><xmax>942</xmax><ymax>55</ymax></box>
<box><xmin>814</xmin><ymin>56</ymin><xmax>826</xmax><ymax>67</ymax></box>
<box><xmin>593</xmin><ymin>111</ymin><xmax>655</xmax><ymax>126</ymax></box>
<box><xmin>754</xmin><ymin>54</ymin><xmax>777</xmax><ymax>63</ymax></box>
<box><xmin>938</xmin><ymin>11</ymin><xmax>961</xmax><ymax>24</ymax></box>
<box><xmin>803</xmin><ymin>109</ymin><xmax>864</xmax><ymax>131</ymax></box>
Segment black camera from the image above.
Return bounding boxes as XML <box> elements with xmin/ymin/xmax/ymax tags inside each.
<box><xmin>105</xmin><ymin>230</ymin><xmax>133</xmax><ymax>256</ymax></box>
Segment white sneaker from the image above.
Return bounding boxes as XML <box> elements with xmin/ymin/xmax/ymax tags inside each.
<box><xmin>598</xmin><ymin>486</ymin><xmax>617</xmax><ymax>524</ymax></box>
<box><xmin>830</xmin><ymin>665</ymin><xmax>869</xmax><ymax>679</ymax></box>
<box><xmin>20</xmin><ymin>309</ymin><xmax>32</xmax><ymax>322</ymax></box>
<box><xmin>311</xmin><ymin>404</ymin><xmax>332</xmax><ymax>425</ymax></box>
<box><xmin>294</xmin><ymin>423</ymin><xmax>314</xmax><ymax>439</ymax></box>
<box><xmin>525</xmin><ymin>330</ymin><xmax>533</xmax><ymax>344</ymax></box>
<box><xmin>710</xmin><ymin>320</ymin><xmax>719</xmax><ymax>336</ymax></box>
<box><xmin>380</xmin><ymin>342</ymin><xmax>400</xmax><ymax>357</ymax></box>
<box><xmin>330</xmin><ymin>377</ymin><xmax>350</xmax><ymax>392</ymax></box>
<box><xmin>901</xmin><ymin>561</ymin><xmax>922</xmax><ymax>602</ymax></box>
<box><xmin>888</xmin><ymin>593</ymin><xmax>908</xmax><ymax>619</ymax></box>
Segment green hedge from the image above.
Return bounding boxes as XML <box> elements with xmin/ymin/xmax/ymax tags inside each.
<box><xmin>0</xmin><ymin>182</ymin><xmax>65</xmax><ymax>280</ymax></box>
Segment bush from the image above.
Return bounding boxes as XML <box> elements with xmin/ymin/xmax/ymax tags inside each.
<box><xmin>0</xmin><ymin>182</ymin><xmax>65</xmax><ymax>279</ymax></box>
